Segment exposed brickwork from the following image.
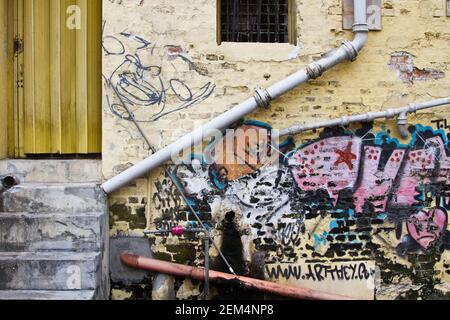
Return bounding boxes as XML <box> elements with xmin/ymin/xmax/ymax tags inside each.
<box><xmin>388</xmin><ymin>51</ymin><xmax>445</xmax><ymax>85</ymax></box>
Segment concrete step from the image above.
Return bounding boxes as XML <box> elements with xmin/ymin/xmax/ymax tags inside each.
<box><xmin>0</xmin><ymin>159</ymin><xmax>102</xmax><ymax>184</ymax></box>
<box><xmin>1</xmin><ymin>183</ymin><xmax>107</xmax><ymax>214</ymax></box>
<box><xmin>0</xmin><ymin>212</ymin><xmax>105</xmax><ymax>252</ymax></box>
<box><xmin>0</xmin><ymin>290</ymin><xmax>96</xmax><ymax>300</ymax></box>
<box><xmin>0</xmin><ymin>252</ymin><xmax>101</xmax><ymax>291</ymax></box>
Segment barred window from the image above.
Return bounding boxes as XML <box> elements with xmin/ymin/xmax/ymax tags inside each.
<box><xmin>218</xmin><ymin>0</ymin><xmax>296</xmax><ymax>44</ymax></box>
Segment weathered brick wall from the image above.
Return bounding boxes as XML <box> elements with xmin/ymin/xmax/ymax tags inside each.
<box><xmin>103</xmin><ymin>0</ymin><xmax>450</xmax><ymax>300</ymax></box>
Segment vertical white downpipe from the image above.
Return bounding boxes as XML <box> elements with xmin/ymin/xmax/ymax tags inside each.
<box><xmin>102</xmin><ymin>0</ymin><xmax>369</xmax><ymax>194</ymax></box>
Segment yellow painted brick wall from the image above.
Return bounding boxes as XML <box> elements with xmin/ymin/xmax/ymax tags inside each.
<box><xmin>103</xmin><ymin>0</ymin><xmax>450</xmax><ymax>300</ymax></box>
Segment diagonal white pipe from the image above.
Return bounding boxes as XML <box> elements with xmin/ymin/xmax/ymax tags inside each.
<box><xmin>102</xmin><ymin>0</ymin><xmax>369</xmax><ymax>194</ymax></box>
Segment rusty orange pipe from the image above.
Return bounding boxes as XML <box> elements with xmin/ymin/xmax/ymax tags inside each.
<box><xmin>120</xmin><ymin>253</ymin><xmax>356</xmax><ymax>300</ymax></box>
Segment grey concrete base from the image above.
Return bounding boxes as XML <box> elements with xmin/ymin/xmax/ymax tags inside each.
<box><xmin>0</xmin><ymin>252</ymin><xmax>101</xmax><ymax>291</ymax></box>
<box><xmin>0</xmin><ymin>159</ymin><xmax>102</xmax><ymax>183</ymax></box>
<box><xmin>109</xmin><ymin>237</ymin><xmax>152</xmax><ymax>286</ymax></box>
<box><xmin>0</xmin><ymin>212</ymin><xmax>104</xmax><ymax>252</ymax></box>
<box><xmin>1</xmin><ymin>183</ymin><xmax>107</xmax><ymax>214</ymax></box>
<box><xmin>0</xmin><ymin>290</ymin><xmax>96</xmax><ymax>300</ymax></box>
<box><xmin>0</xmin><ymin>159</ymin><xmax>109</xmax><ymax>300</ymax></box>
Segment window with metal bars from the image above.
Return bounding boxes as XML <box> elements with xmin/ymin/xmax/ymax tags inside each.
<box><xmin>218</xmin><ymin>0</ymin><xmax>294</xmax><ymax>44</ymax></box>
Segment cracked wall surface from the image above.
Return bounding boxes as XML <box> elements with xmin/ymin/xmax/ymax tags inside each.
<box><xmin>388</xmin><ymin>51</ymin><xmax>445</xmax><ymax>84</ymax></box>
<box><xmin>103</xmin><ymin>0</ymin><xmax>450</xmax><ymax>300</ymax></box>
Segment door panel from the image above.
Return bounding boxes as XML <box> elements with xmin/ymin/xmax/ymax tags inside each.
<box><xmin>0</xmin><ymin>0</ymin><xmax>9</xmax><ymax>159</ymax></box>
<box><xmin>16</xmin><ymin>0</ymin><xmax>102</xmax><ymax>156</ymax></box>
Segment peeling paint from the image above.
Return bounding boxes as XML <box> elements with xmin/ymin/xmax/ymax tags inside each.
<box><xmin>388</xmin><ymin>51</ymin><xmax>445</xmax><ymax>85</ymax></box>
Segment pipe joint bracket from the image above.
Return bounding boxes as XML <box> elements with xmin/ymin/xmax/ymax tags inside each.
<box><xmin>306</xmin><ymin>61</ymin><xmax>324</xmax><ymax>80</ymax></box>
<box><xmin>406</xmin><ymin>103</ymin><xmax>417</xmax><ymax>113</ymax></box>
<box><xmin>254</xmin><ymin>86</ymin><xmax>272</xmax><ymax>109</ymax></box>
<box><xmin>397</xmin><ymin>112</ymin><xmax>409</xmax><ymax>139</ymax></box>
<box><xmin>342</xmin><ymin>40</ymin><xmax>359</xmax><ymax>62</ymax></box>
<box><xmin>352</xmin><ymin>23</ymin><xmax>369</xmax><ymax>33</ymax></box>
<box><xmin>397</xmin><ymin>112</ymin><xmax>408</xmax><ymax>125</ymax></box>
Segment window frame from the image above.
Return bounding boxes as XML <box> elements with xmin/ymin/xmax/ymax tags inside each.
<box><xmin>216</xmin><ymin>0</ymin><xmax>297</xmax><ymax>45</ymax></box>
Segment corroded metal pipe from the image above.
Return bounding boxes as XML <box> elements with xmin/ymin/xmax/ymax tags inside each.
<box><xmin>120</xmin><ymin>253</ymin><xmax>356</xmax><ymax>301</ymax></box>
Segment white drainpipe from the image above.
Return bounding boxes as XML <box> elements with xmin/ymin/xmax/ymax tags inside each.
<box><xmin>275</xmin><ymin>97</ymin><xmax>450</xmax><ymax>139</ymax></box>
<box><xmin>102</xmin><ymin>0</ymin><xmax>369</xmax><ymax>195</ymax></box>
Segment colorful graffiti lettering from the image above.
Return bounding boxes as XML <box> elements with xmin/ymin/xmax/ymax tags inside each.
<box><xmin>290</xmin><ymin>132</ymin><xmax>450</xmax><ymax>212</ymax></box>
<box><xmin>165</xmin><ymin>123</ymin><xmax>450</xmax><ymax>258</ymax></box>
<box><xmin>207</xmin><ymin>121</ymin><xmax>294</xmax><ymax>189</ymax></box>
<box><xmin>290</xmin><ymin>136</ymin><xmax>362</xmax><ymax>206</ymax></box>
<box><xmin>152</xmin><ymin>173</ymin><xmax>183</xmax><ymax>223</ymax></box>
<box><xmin>149</xmin><ymin>121</ymin><xmax>450</xmax><ymax>297</ymax></box>
<box><xmin>406</xmin><ymin>207</ymin><xmax>448</xmax><ymax>250</ymax></box>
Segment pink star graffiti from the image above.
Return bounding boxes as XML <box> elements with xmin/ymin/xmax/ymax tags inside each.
<box><xmin>334</xmin><ymin>142</ymin><xmax>357</xmax><ymax>170</ymax></box>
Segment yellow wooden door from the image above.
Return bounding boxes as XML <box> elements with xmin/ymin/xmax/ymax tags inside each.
<box><xmin>12</xmin><ymin>0</ymin><xmax>102</xmax><ymax>157</ymax></box>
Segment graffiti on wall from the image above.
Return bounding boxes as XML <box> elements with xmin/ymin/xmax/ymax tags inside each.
<box><xmin>266</xmin><ymin>260</ymin><xmax>377</xmax><ymax>299</ymax></box>
<box><xmin>103</xmin><ymin>22</ymin><xmax>215</xmax><ymax>123</ymax></box>
<box><xmin>432</xmin><ymin>118</ymin><xmax>450</xmax><ymax>132</ymax></box>
<box><xmin>148</xmin><ymin>120</ymin><xmax>450</xmax><ymax>297</ymax></box>
<box><xmin>152</xmin><ymin>172</ymin><xmax>184</xmax><ymax>223</ymax></box>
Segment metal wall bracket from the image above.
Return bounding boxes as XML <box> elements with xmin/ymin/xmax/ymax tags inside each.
<box><xmin>254</xmin><ymin>86</ymin><xmax>272</xmax><ymax>109</ymax></box>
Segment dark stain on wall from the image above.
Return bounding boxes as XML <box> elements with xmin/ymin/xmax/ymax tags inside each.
<box><xmin>110</xmin><ymin>203</ymin><xmax>147</xmax><ymax>229</ymax></box>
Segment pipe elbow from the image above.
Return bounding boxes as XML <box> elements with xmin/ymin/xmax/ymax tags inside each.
<box><xmin>351</xmin><ymin>0</ymin><xmax>369</xmax><ymax>53</ymax></box>
<box><xmin>341</xmin><ymin>31</ymin><xmax>368</xmax><ymax>63</ymax></box>
<box><xmin>397</xmin><ymin>112</ymin><xmax>409</xmax><ymax>139</ymax></box>
<box><xmin>351</xmin><ymin>31</ymin><xmax>368</xmax><ymax>53</ymax></box>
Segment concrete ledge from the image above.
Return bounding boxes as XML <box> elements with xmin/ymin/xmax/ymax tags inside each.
<box><xmin>0</xmin><ymin>160</ymin><xmax>102</xmax><ymax>184</ymax></box>
<box><xmin>1</xmin><ymin>183</ymin><xmax>107</xmax><ymax>214</ymax></box>
<box><xmin>0</xmin><ymin>212</ymin><xmax>105</xmax><ymax>252</ymax></box>
<box><xmin>0</xmin><ymin>252</ymin><xmax>101</xmax><ymax>291</ymax></box>
<box><xmin>0</xmin><ymin>290</ymin><xmax>96</xmax><ymax>300</ymax></box>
